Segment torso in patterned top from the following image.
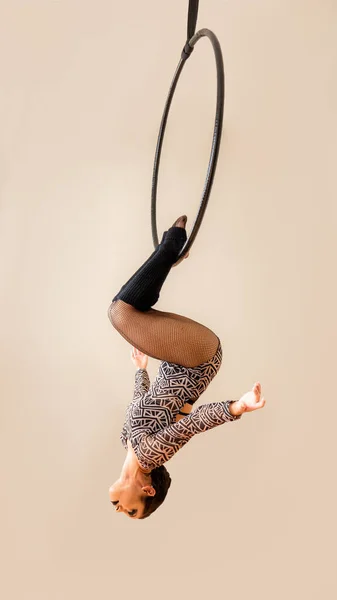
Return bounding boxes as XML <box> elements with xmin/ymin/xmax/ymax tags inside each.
<box><xmin>120</xmin><ymin>341</ymin><xmax>240</xmax><ymax>471</ymax></box>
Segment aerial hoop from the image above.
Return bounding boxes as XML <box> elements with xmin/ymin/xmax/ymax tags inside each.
<box><xmin>151</xmin><ymin>2</ymin><xmax>225</xmax><ymax>259</ymax></box>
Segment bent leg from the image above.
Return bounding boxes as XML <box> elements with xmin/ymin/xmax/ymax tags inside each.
<box><xmin>108</xmin><ymin>300</ymin><xmax>219</xmax><ymax>368</ymax></box>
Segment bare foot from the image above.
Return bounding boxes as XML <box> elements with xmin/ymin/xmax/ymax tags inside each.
<box><xmin>172</xmin><ymin>215</ymin><xmax>189</xmax><ymax>267</ymax></box>
<box><xmin>172</xmin><ymin>215</ymin><xmax>187</xmax><ymax>228</ymax></box>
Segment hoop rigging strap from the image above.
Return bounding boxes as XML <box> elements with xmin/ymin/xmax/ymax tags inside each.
<box><xmin>187</xmin><ymin>0</ymin><xmax>199</xmax><ymax>41</ymax></box>
<box><xmin>151</xmin><ymin>1</ymin><xmax>225</xmax><ymax>257</ymax></box>
<box><xmin>183</xmin><ymin>0</ymin><xmax>200</xmax><ymax>58</ymax></box>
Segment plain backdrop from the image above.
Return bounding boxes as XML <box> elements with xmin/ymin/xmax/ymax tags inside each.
<box><xmin>1</xmin><ymin>1</ymin><xmax>336</xmax><ymax>599</ymax></box>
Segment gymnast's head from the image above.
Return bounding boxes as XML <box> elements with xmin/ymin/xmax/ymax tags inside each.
<box><xmin>109</xmin><ymin>465</ymin><xmax>172</xmax><ymax>519</ymax></box>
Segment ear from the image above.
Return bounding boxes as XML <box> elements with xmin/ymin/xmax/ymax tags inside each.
<box><xmin>142</xmin><ymin>485</ymin><xmax>156</xmax><ymax>497</ymax></box>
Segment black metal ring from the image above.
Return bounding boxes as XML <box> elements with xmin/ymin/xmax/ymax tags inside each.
<box><xmin>151</xmin><ymin>28</ymin><xmax>225</xmax><ymax>258</ymax></box>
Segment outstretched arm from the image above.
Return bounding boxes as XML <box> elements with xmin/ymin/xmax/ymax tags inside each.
<box><xmin>137</xmin><ymin>382</ymin><xmax>266</xmax><ymax>470</ymax></box>
<box><xmin>137</xmin><ymin>401</ymin><xmax>239</xmax><ymax>469</ymax></box>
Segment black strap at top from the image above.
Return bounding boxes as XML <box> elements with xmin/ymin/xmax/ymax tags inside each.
<box><xmin>182</xmin><ymin>0</ymin><xmax>199</xmax><ymax>58</ymax></box>
<box><xmin>187</xmin><ymin>0</ymin><xmax>199</xmax><ymax>40</ymax></box>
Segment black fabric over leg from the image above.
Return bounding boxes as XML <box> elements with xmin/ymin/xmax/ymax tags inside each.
<box><xmin>112</xmin><ymin>226</ymin><xmax>187</xmax><ymax>312</ymax></box>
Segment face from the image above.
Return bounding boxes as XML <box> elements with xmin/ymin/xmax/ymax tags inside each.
<box><xmin>109</xmin><ymin>480</ymin><xmax>155</xmax><ymax>520</ymax></box>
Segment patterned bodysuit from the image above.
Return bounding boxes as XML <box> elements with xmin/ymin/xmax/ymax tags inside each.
<box><xmin>120</xmin><ymin>340</ymin><xmax>241</xmax><ymax>471</ymax></box>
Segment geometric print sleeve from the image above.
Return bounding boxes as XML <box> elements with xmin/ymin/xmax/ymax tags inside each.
<box><xmin>133</xmin><ymin>368</ymin><xmax>151</xmax><ymax>401</ymax></box>
<box><xmin>137</xmin><ymin>400</ymin><xmax>241</xmax><ymax>470</ymax></box>
<box><xmin>119</xmin><ymin>369</ymin><xmax>151</xmax><ymax>450</ymax></box>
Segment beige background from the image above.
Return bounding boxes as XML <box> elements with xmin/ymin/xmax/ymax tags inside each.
<box><xmin>1</xmin><ymin>0</ymin><xmax>336</xmax><ymax>598</ymax></box>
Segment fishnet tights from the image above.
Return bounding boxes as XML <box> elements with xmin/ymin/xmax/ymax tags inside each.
<box><xmin>108</xmin><ymin>300</ymin><xmax>219</xmax><ymax>368</ymax></box>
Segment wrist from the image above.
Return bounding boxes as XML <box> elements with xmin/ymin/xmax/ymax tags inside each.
<box><xmin>227</xmin><ymin>400</ymin><xmax>245</xmax><ymax>417</ymax></box>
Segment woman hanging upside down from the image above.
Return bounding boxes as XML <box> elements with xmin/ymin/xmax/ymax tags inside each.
<box><xmin>107</xmin><ymin>215</ymin><xmax>266</xmax><ymax>519</ymax></box>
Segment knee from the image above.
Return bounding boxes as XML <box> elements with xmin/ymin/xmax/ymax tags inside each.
<box><xmin>107</xmin><ymin>301</ymin><xmax>119</xmax><ymax>328</ymax></box>
<box><xmin>107</xmin><ymin>300</ymin><xmax>132</xmax><ymax>330</ymax></box>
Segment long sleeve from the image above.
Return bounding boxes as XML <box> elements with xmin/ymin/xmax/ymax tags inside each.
<box><xmin>120</xmin><ymin>369</ymin><xmax>151</xmax><ymax>449</ymax></box>
<box><xmin>137</xmin><ymin>401</ymin><xmax>241</xmax><ymax>470</ymax></box>
<box><xmin>133</xmin><ymin>368</ymin><xmax>150</xmax><ymax>401</ymax></box>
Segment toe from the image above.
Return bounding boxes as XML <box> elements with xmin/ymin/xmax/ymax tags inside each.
<box><xmin>173</xmin><ymin>215</ymin><xmax>187</xmax><ymax>228</ymax></box>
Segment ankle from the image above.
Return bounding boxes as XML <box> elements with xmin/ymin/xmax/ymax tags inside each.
<box><xmin>160</xmin><ymin>227</ymin><xmax>186</xmax><ymax>258</ymax></box>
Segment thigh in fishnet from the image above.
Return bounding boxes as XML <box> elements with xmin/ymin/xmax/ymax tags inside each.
<box><xmin>108</xmin><ymin>300</ymin><xmax>219</xmax><ymax>368</ymax></box>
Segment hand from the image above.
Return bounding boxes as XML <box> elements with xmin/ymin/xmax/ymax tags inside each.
<box><xmin>237</xmin><ymin>382</ymin><xmax>266</xmax><ymax>414</ymax></box>
<box><xmin>130</xmin><ymin>347</ymin><xmax>148</xmax><ymax>370</ymax></box>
